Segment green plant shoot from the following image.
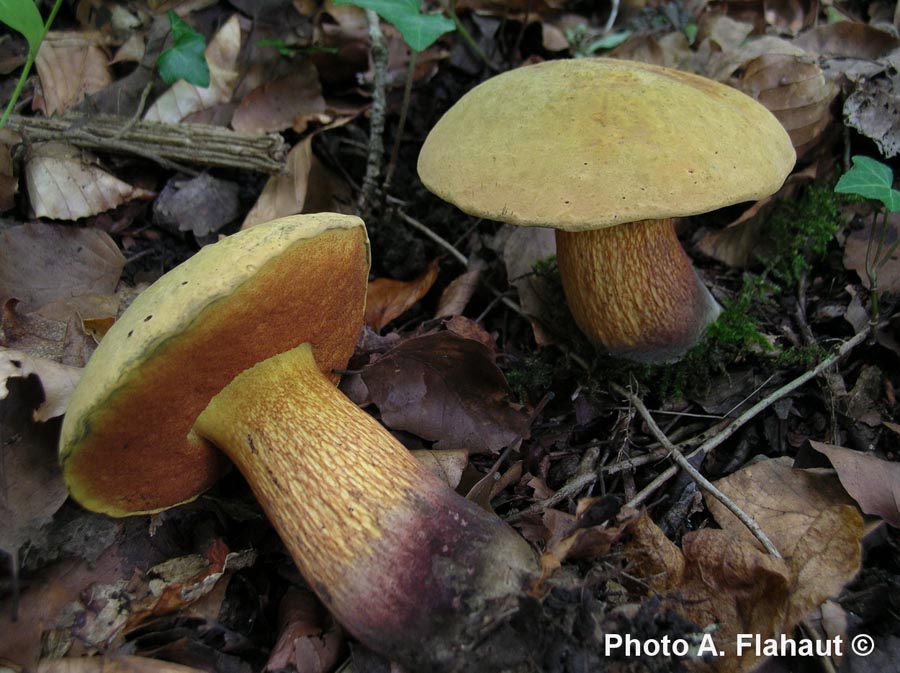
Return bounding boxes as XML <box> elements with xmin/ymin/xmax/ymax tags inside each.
<box><xmin>157</xmin><ymin>11</ymin><xmax>210</xmax><ymax>87</ymax></box>
<box><xmin>334</xmin><ymin>0</ymin><xmax>455</xmax><ymax>52</ymax></box>
<box><xmin>0</xmin><ymin>0</ymin><xmax>64</xmax><ymax>128</ymax></box>
<box><xmin>834</xmin><ymin>155</ymin><xmax>900</xmax><ymax>324</ymax></box>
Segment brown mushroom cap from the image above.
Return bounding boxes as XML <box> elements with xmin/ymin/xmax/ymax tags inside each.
<box><xmin>417</xmin><ymin>58</ymin><xmax>796</xmax><ymax>232</ymax></box>
<box><xmin>60</xmin><ymin>214</ymin><xmax>370</xmax><ymax>517</ymax></box>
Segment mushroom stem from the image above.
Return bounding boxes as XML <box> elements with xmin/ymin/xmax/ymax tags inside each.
<box><xmin>192</xmin><ymin>343</ymin><xmax>538</xmax><ymax>672</ymax></box>
<box><xmin>555</xmin><ymin>218</ymin><xmax>721</xmax><ymax>363</ymax></box>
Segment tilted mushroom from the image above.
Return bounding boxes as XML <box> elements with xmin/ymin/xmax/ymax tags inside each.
<box><xmin>418</xmin><ymin>58</ymin><xmax>796</xmax><ymax>363</ymax></box>
<box><xmin>60</xmin><ymin>213</ymin><xmax>537</xmax><ymax>672</ymax></box>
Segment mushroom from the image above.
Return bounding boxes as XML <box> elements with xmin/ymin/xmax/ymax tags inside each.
<box><xmin>59</xmin><ymin>213</ymin><xmax>537</xmax><ymax>672</ymax></box>
<box><xmin>417</xmin><ymin>58</ymin><xmax>796</xmax><ymax>363</ymax></box>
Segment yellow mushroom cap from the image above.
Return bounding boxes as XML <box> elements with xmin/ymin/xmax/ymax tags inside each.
<box><xmin>60</xmin><ymin>214</ymin><xmax>370</xmax><ymax>517</ymax></box>
<box><xmin>417</xmin><ymin>58</ymin><xmax>796</xmax><ymax>232</ymax></box>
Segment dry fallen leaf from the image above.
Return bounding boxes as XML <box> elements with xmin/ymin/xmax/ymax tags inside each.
<box><xmin>844</xmin><ymin>73</ymin><xmax>900</xmax><ymax>159</ymax></box>
<box><xmin>0</xmin><ymin>222</ymin><xmax>125</xmax><ymax>312</ymax></box>
<box><xmin>264</xmin><ymin>588</ymin><xmax>343</xmax><ymax>673</ymax></box>
<box><xmin>0</xmin><ymin>348</ymin><xmax>81</xmax><ymax>421</ymax></box>
<box><xmin>25</xmin><ymin>142</ymin><xmax>155</xmax><ymax>220</ymax></box>
<box><xmin>361</xmin><ymin>331</ymin><xmax>529</xmax><ymax>453</ymax></box>
<box><xmin>153</xmin><ymin>173</ymin><xmax>240</xmax><ymax>238</ymax></box>
<box><xmin>33</xmin><ymin>31</ymin><xmax>112</xmax><ymax>116</ymax></box>
<box><xmin>144</xmin><ymin>14</ymin><xmax>242</xmax><ymax>123</ymax></box>
<box><xmin>410</xmin><ymin>449</ymin><xmax>469</xmax><ymax>489</ymax></box>
<box><xmin>810</xmin><ymin>441</ymin><xmax>900</xmax><ymax>528</ymax></box>
<box><xmin>705</xmin><ymin>456</ymin><xmax>860</xmax><ymax>555</ymax></box>
<box><xmin>365</xmin><ymin>259</ymin><xmax>440</xmax><ymax>331</ymax></box>
<box><xmin>231</xmin><ymin>60</ymin><xmax>327</xmax><ymax>135</ymax></box>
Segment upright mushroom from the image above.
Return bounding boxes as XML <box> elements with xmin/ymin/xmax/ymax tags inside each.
<box><xmin>418</xmin><ymin>58</ymin><xmax>796</xmax><ymax>363</ymax></box>
<box><xmin>60</xmin><ymin>214</ymin><xmax>537</xmax><ymax>672</ymax></box>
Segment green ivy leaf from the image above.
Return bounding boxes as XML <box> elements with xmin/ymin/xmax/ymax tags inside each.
<box><xmin>157</xmin><ymin>11</ymin><xmax>210</xmax><ymax>87</ymax></box>
<box><xmin>334</xmin><ymin>0</ymin><xmax>455</xmax><ymax>53</ymax></box>
<box><xmin>834</xmin><ymin>155</ymin><xmax>900</xmax><ymax>213</ymax></box>
<box><xmin>0</xmin><ymin>0</ymin><xmax>45</xmax><ymax>54</ymax></box>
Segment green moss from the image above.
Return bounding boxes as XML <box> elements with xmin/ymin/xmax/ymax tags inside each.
<box><xmin>761</xmin><ymin>185</ymin><xmax>843</xmax><ymax>285</ymax></box>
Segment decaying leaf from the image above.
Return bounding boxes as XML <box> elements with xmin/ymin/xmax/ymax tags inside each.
<box><xmin>0</xmin><ymin>348</ymin><xmax>81</xmax><ymax>421</ymax></box>
<box><xmin>24</xmin><ymin>142</ymin><xmax>155</xmax><ymax>220</ymax></box>
<box><xmin>33</xmin><ymin>31</ymin><xmax>112</xmax><ymax>116</ymax></box>
<box><xmin>365</xmin><ymin>259</ymin><xmax>440</xmax><ymax>331</ymax></box>
<box><xmin>844</xmin><ymin>73</ymin><xmax>900</xmax><ymax>159</ymax></box>
<box><xmin>705</xmin><ymin>456</ymin><xmax>860</xmax><ymax>555</ymax></box>
<box><xmin>231</xmin><ymin>60</ymin><xmax>327</xmax><ymax>134</ymax></box>
<box><xmin>410</xmin><ymin>449</ymin><xmax>468</xmax><ymax>489</ymax></box>
<box><xmin>144</xmin><ymin>15</ymin><xmax>242</xmax><ymax>123</ymax></box>
<box><xmin>362</xmin><ymin>331</ymin><xmax>529</xmax><ymax>453</ymax></box>
<box><xmin>435</xmin><ymin>260</ymin><xmax>485</xmax><ymax>318</ymax></box>
<box><xmin>264</xmin><ymin>588</ymin><xmax>343</xmax><ymax>673</ymax></box>
<box><xmin>153</xmin><ymin>173</ymin><xmax>241</xmax><ymax>238</ymax></box>
<box><xmin>811</xmin><ymin>441</ymin><xmax>900</xmax><ymax>528</ymax></box>
<box><xmin>0</xmin><ymin>222</ymin><xmax>125</xmax><ymax>312</ymax></box>
<box><xmin>0</xmin><ymin>357</ymin><xmax>69</xmax><ymax>573</ymax></box>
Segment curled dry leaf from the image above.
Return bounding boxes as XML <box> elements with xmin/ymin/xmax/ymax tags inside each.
<box><xmin>264</xmin><ymin>588</ymin><xmax>343</xmax><ymax>673</ymax></box>
<box><xmin>365</xmin><ymin>259</ymin><xmax>440</xmax><ymax>331</ymax></box>
<box><xmin>435</xmin><ymin>259</ymin><xmax>485</xmax><ymax>318</ymax></box>
<box><xmin>144</xmin><ymin>14</ymin><xmax>242</xmax><ymax>124</ymax></box>
<box><xmin>410</xmin><ymin>449</ymin><xmax>469</xmax><ymax>489</ymax></box>
<box><xmin>0</xmin><ymin>222</ymin><xmax>125</xmax><ymax>312</ymax></box>
<box><xmin>361</xmin><ymin>331</ymin><xmax>529</xmax><ymax>453</ymax></box>
<box><xmin>231</xmin><ymin>60</ymin><xmax>327</xmax><ymax>135</ymax></box>
<box><xmin>33</xmin><ymin>31</ymin><xmax>112</xmax><ymax>116</ymax></box>
<box><xmin>25</xmin><ymin>142</ymin><xmax>155</xmax><ymax>220</ymax></box>
<box><xmin>810</xmin><ymin>441</ymin><xmax>900</xmax><ymax>528</ymax></box>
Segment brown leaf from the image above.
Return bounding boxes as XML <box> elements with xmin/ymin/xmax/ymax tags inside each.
<box><xmin>25</xmin><ymin>142</ymin><xmax>155</xmax><ymax>220</ymax></box>
<box><xmin>365</xmin><ymin>259</ymin><xmax>440</xmax><ymax>331</ymax></box>
<box><xmin>844</xmin><ymin>73</ymin><xmax>900</xmax><ymax>159</ymax></box>
<box><xmin>706</xmin><ymin>456</ymin><xmax>859</xmax><ymax>556</ymax></box>
<box><xmin>144</xmin><ymin>15</ymin><xmax>242</xmax><ymax>123</ymax></box>
<box><xmin>793</xmin><ymin>22</ymin><xmax>900</xmax><ymax>60</ymax></box>
<box><xmin>810</xmin><ymin>441</ymin><xmax>900</xmax><ymax>528</ymax></box>
<box><xmin>0</xmin><ymin>141</ymin><xmax>18</xmax><ymax>213</ymax></box>
<box><xmin>435</xmin><ymin>260</ymin><xmax>484</xmax><ymax>318</ymax></box>
<box><xmin>153</xmin><ymin>173</ymin><xmax>241</xmax><ymax>238</ymax></box>
<box><xmin>786</xmin><ymin>505</ymin><xmax>864</xmax><ymax>626</ymax></box>
<box><xmin>242</xmin><ymin>138</ymin><xmax>312</xmax><ymax>229</ymax></box>
<box><xmin>33</xmin><ymin>32</ymin><xmax>112</xmax><ymax>116</ymax></box>
<box><xmin>410</xmin><ymin>449</ymin><xmax>469</xmax><ymax>489</ymax></box>
<box><xmin>361</xmin><ymin>331</ymin><xmax>529</xmax><ymax>453</ymax></box>
<box><xmin>0</xmin><ymin>222</ymin><xmax>125</xmax><ymax>313</ymax></box>
<box><xmin>231</xmin><ymin>61</ymin><xmax>327</xmax><ymax>135</ymax></box>
<box><xmin>621</xmin><ymin>510</ymin><xmax>684</xmax><ymax>593</ymax></box>
<box><xmin>264</xmin><ymin>588</ymin><xmax>344</xmax><ymax>673</ymax></box>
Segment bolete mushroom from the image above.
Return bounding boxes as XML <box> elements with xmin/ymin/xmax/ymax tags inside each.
<box><xmin>417</xmin><ymin>58</ymin><xmax>796</xmax><ymax>363</ymax></box>
<box><xmin>59</xmin><ymin>214</ymin><xmax>537</xmax><ymax>672</ymax></box>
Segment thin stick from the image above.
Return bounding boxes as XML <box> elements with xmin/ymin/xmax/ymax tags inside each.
<box><xmin>357</xmin><ymin>9</ymin><xmax>389</xmax><ymax>216</ymax></box>
<box><xmin>384</xmin><ymin>52</ymin><xmax>417</xmax><ymax>191</ymax></box>
<box><xmin>625</xmin><ymin>328</ymin><xmax>870</xmax><ymax>508</ymax></box>
<box><xmin>613</xmin><ymin>383</ymin><xmax>782</xmax><ymax>557</ymax></box>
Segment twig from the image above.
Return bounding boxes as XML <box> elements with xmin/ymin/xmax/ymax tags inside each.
<box><xmin>384</xmin><ymin>52</ymin><xmax>417</xmax><ymax>191</ymax></box>
<box><xmin>505</xmin><ymin>445</ymin><xmax>601</xmax><ymax>523</ymax></box>
<box><xmin>6</xmin><ymin>114</ymin><xmax>287</xmax><ymax>173</ymax></box>
<box><xmin>357</xmin><ymin>9</ymin><xmax>389</xmax><ymax>217</ymax></box>
<box><xmin>612</xmin><ymin>383</ymin><xmax>782</xmax><ymax>557</ymax></box>
<box><xmin>624</xmin><ymin>327</ymin><xmax>870</xmax><ymax>508</ymax></box>
<box><xmin>441</xmin><ymin>0</ymin><xmax>498</xmax><ymax>72</ymax></box>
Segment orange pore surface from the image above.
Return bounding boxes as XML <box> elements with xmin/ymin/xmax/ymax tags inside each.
<box><xmin>64</xmin><ymin>228</ymin><xmax>368</xmax><ymax>515</ymax></box>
